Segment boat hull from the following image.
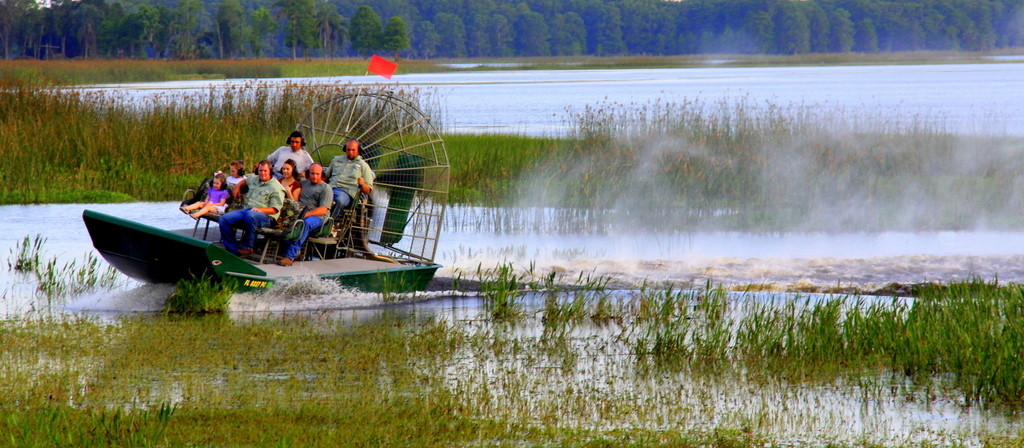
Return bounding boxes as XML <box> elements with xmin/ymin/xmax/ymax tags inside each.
<box><xmin>83</xmin><ymin>210</ymin><xmax>264</xmax><ymax>284</ymax></box>
<box><xmin>83</xmin><ymin>210</ymin><xmax>439</xmax><ymax>293</ymax></box>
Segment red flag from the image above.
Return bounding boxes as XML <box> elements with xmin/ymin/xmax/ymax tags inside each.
<box><xmin>367</xmin><ymin>54</ymin><xmax>397</xmax><ymax>80</ymax></box>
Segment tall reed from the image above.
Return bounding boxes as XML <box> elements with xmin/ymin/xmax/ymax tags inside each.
<box><xmin>503</xmin><ymin>97</ymin><xmax>1024</xmax><ymax>232</ymax></box>
<box><xmin>6</xmin><ymin>234</ymin><xmax>122</xmax><ymax>300</ymax></box>
<box><xmin>0</xmin><ymin>81</ymin><xmax>435</xmax><ymax>204</ymax></box>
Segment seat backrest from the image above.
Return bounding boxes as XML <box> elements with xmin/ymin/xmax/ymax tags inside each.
<box><xmin>180</xmin><ymin>177</ymin><xmax>213</xmax><ymax>207</ymax></box>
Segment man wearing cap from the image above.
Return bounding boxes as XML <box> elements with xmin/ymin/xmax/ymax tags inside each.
<box><xmin>220</xmin><ymin>160</ymin><xmax>286</xmax><ymax>256</ymax></box>
<box><xmin>277</xmin><ymin>163</ymin><xmax>333</xmax><ymax>266</ymax></box>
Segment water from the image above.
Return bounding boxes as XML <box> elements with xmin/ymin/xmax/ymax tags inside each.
<box><xmin>90</xmin><ymin>62</ymin><xmax>1024</xmax><ymax>136</ymax></box>
<box><xmin>5</xmin><ymin>202</ymin><xmax>1024</xmax><ymax>316</ymax></box>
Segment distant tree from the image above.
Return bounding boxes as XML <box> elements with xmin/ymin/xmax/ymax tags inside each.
<box><xmin>381</xmin><ymin>16</ymin><xmax>409</xmax><ymax>59</ymax></box>
<box><xmin>854</xmin><ymin>18</ymin><xmax>878</xmax><ymax>52</ymax></box>
<box><xmin>803</xmin><ymin>2</ymin><xmax>829</xmax><ymax>53</ymax></box>
<box><xmin>412</xmin><ymin>20</ymin><xmax>439</xmax><ymax>58</ymax></box>
<box><xmin>216</xmin><ymin>0</ymin><xmax>246</xmax><ymax>58</ymax></box>
<box><xmin>169</xmin><ymin>0</ymin><xmax>201</xmax><ymax>59</ymax></box>
<box><xmin>513</xmin><ymin>7</ymin><xmax>549</xmax><ymax>56</ymax></box>
<box><xmin>744</xmin><ymin>10</ymin><xmax>775</xmax><ymax>53</ymax></box>
<box><xmin>775</xmin><ymin>2</ymin><xmax>809</xmax><ymax>54</ymax></box>
<box><xmin>581</xmin><ymin>2</ymin><xmax>625</xmax><ymax>55</ymax></box>
<box><xmin>0</xmin><ymin>0</ymin><xmax>36</xmax><ymax>58</ymax></box>
<box><xmin>250</xmin><ymin>6</ymin><xmax>276</xmax><ymax>57</ymax></box>
<box><xmin>829</xmin><ymin>8</ymin><xmax>855</xmax><ymax>52</ymax></box>
<box><xmin>315</xmin><ymin>2</ymin><xmax>343</xmax><ymax>58</ymax></box>
<box><xmin>75</xmin><ymin>0</ymin><xmax>105</xmax><ymax>59</ymax></box>
<box><xmin>433</xmin><ymin>12</ymin><xmax>465</xmax><ymax>57</ymax></box>
<box><xmin>18</xmin><ymin>5</ymin><xmax>44</xmax><ymax>58</ymax></box>
<box><xmin>550</xmin><ymin>12</ymin><xmax>586</xmax><ymax>56</ymax></box>
<box><xmin>276</xmin><ymin>0</ymin><xmax>317</xmax><ymax>59</ymax></box>
<box><xmin>486</xmin><ymin>13</ymin><xmax>514</xmax><ymax>57</ymax></box>
<box><xmin>349</xmin><ymin>5</ymin><xmax>382</xmax><ymax>56</ymax></box>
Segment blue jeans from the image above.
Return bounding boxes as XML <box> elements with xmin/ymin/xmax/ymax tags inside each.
<box><xmin>220</xmin><ymin>208</ymin><xmax>272</xmax><ymax>254</ymax></box>
<box><xmin>283</xmin><ymin>215</ymin><xmax>324</xmax><ymax>259</ymax></box>
<box><xmin>331</xmin><ymin>187</ymin><xmax>353</xmax><ymax>218</ymax></box>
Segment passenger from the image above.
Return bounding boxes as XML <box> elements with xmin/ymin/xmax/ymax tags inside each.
<box><xmin>181</xmin><ymin>172</ymin><xmax>229</xmax><ymax>219</ymax></box>
<box><xmin>266</xmin><ymin>131</ymin><xmax>314</xmax><ymax>178</ymax></box>
<box><xmin>324</xmin><ymin>139</ymin><xmax>374</xmax><ymax>217</ymax></box>
<box><xmin>226</xmin><ymin>160</ymin><xmax>246</xmax><ymax>188</ymax></box>
<box><xmin>219</xmin><ymin>160</ymin><xmax>286</xmax><ymax>256</ymax></box>
<box><xmin>278</xmin><ymin>159</ymin><xmax>302</xmax><ymax>201</ymax></box>
<box><xmin>278</xmin><ymin>163</ymin><xmax>334</xmax><ymax>267</ymax></box>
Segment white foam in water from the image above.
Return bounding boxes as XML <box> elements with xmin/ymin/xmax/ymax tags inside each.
<box><xmin>226</xmin><ymin>276</ymin><xmax>455</xmax><ymax>312</ymax></box>
<box><xmin>64</xmin><ymin>283</ymin><xmax>173</xmax><ymax>313</ymax></box>
<box><xmin>439</xmin><ymin>231</ymin><xmax>1024</xmax><ymax>291</ymax></box>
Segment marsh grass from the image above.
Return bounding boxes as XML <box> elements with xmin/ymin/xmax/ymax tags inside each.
<box><xmin>0</xmin><ymin>81</ymin><xmax>438</xmax><ymax>205</ymax></box>
<box><xmin>476</xmin><ymin>263</ymin><xmax>526</xmax><ymax>320</ymax></box>
<box><xmin>445</xmin><ymin>98</ymin><xmax>1024</xmax><ymax>233</ymax></box>
<box><xmin>164</xmin><ymin>276</ymin><xmax>235</xmax><ymax>314</ymax></box>
<box><xmin>5</xmin><ymin>278</ymin><xmax>1024</xmax><ymax>445</ymax></box>
<box><xmin>6</xmin><ymin>234</ymin><xmax>122</xmax><ymax>300</ymax></box>
<box><xmin>0</xmin><ymin>59</ymin><xmax>451</xmax><ymax>85</ymax></box>
<box><xmin>7</xmin><ymin>234</ymin><xmax>45</xmax><ymax>273</ymax></box>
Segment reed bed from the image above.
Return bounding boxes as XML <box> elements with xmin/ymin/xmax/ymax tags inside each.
<box><xmin>5</xmin><ymin>234</ymin><xmax>122</xmax><ymax>300</ymax></box>
<box><xmin>0</xmin><ymin>81</ymin><xmax>437</xmax><ymax>204</ymax></box>
<box><xmin>0</xmin><ymin>59</ymin><xmax>454</xmax><ymax>86</ymax></box>
<box><xmin>4</xmin><ymin>277</ymin><xmax>1024</xmax><ymax>445</ymax></box>
<box><xmin>452</xmin><ymin>97</ymin><xmax>1024</xmax><ymax>233</ymax></box>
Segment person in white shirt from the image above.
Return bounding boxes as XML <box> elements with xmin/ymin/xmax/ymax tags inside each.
<box><xmin>266</xmin><ymin>131</ymin><xmax>314</xmax><ymax>177</ymax></box>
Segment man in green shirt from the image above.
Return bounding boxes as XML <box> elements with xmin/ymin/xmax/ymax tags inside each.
<box><xmin>325</xmin><ymin>139</ymin><xmax>374</xmax><ymax>217</ymax></box>
<box><xmin>220</xmin><ymin>160</ymin><xmax>286</xmax><ymax>256</ymax></box>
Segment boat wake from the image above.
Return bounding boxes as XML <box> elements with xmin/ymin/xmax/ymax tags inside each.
<box><xmin>439</xmin><ymin>231</ymin><xmax>1024</xmax><ymax>293</ymax></box>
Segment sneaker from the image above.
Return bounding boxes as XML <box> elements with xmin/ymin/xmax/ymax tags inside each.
<box><xmin>277</xmin><ymin>257</ymin><xmax>293</xmax><ymax>267</ymax></box>
<box><xmin>238</xmin><ymin>248</ymin><xmax>253</xmax><ymax>256</ymax></box>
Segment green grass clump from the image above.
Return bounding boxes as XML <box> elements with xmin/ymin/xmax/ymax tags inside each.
<box><xmin>6</xmin><ymin>234</ymin><xmax>123</xmax><ymax>300</ymax></box>
<box><xmin>444</xmin><ymin>133</ymin><xmax>559</xmax><ymax>205</ymax></box>
<box><xmin>477</xmin><ymin>263</ymin><xmax>526</xmax><ymax>320</ymax></box>
<box><xmin>164</xmin><ymin>276</ymin><xmax>235</xmax><ymax>314</ymax></box>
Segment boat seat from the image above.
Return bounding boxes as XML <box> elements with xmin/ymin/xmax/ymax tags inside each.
<box><xmin>189</xmin><ymin>197</ymin><xmax>306</xmax><ymax>264</ymax></box>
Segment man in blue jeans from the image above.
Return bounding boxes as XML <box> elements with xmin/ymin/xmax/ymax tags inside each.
<box><xmin>325</xmin><ymin>139</ymin><xmax>374</xmax><ymax>217</ymax></box>
<box><xmin>277</xmin><ymin>163</ymin><xmax>333</xmax><ymax>266</ymax></box>
<box><xmin>220</xmin><ymin>160</ymin><xmax>286</xmax><ymax>256</ymax></box>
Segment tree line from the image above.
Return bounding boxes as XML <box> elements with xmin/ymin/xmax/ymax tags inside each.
<box><xmin>1</xmin><ymin>0</ymin><xmax>1022</xmax><ymax>60</ymax></box>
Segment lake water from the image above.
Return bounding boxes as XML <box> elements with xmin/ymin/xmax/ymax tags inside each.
<box><xmin>92</xmin><ymin>62</ymin><xmax>1024</xmax><ymax>136</ymax></box>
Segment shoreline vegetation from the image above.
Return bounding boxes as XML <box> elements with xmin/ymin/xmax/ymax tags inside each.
<box><xmin>5</xmin><ymin>57</ymin><xmax>1024</xmax><ymax>232</ymax></box>
<box><xmin>0</xmin><ymin>52</ymin><xmax>1019</xmax><ymax>85</ymax></box>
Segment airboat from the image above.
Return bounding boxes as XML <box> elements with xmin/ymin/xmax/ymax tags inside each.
<box><xmin>84</xmin><ymin>88</ymin><xmax>450</xmax><ymax>293</ymax></box>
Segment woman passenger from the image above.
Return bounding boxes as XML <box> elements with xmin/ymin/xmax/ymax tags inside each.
<box><xmin>278</xmin><ymin>159</ymin><xmax>302</xmax><ymax>201</ymax></box>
